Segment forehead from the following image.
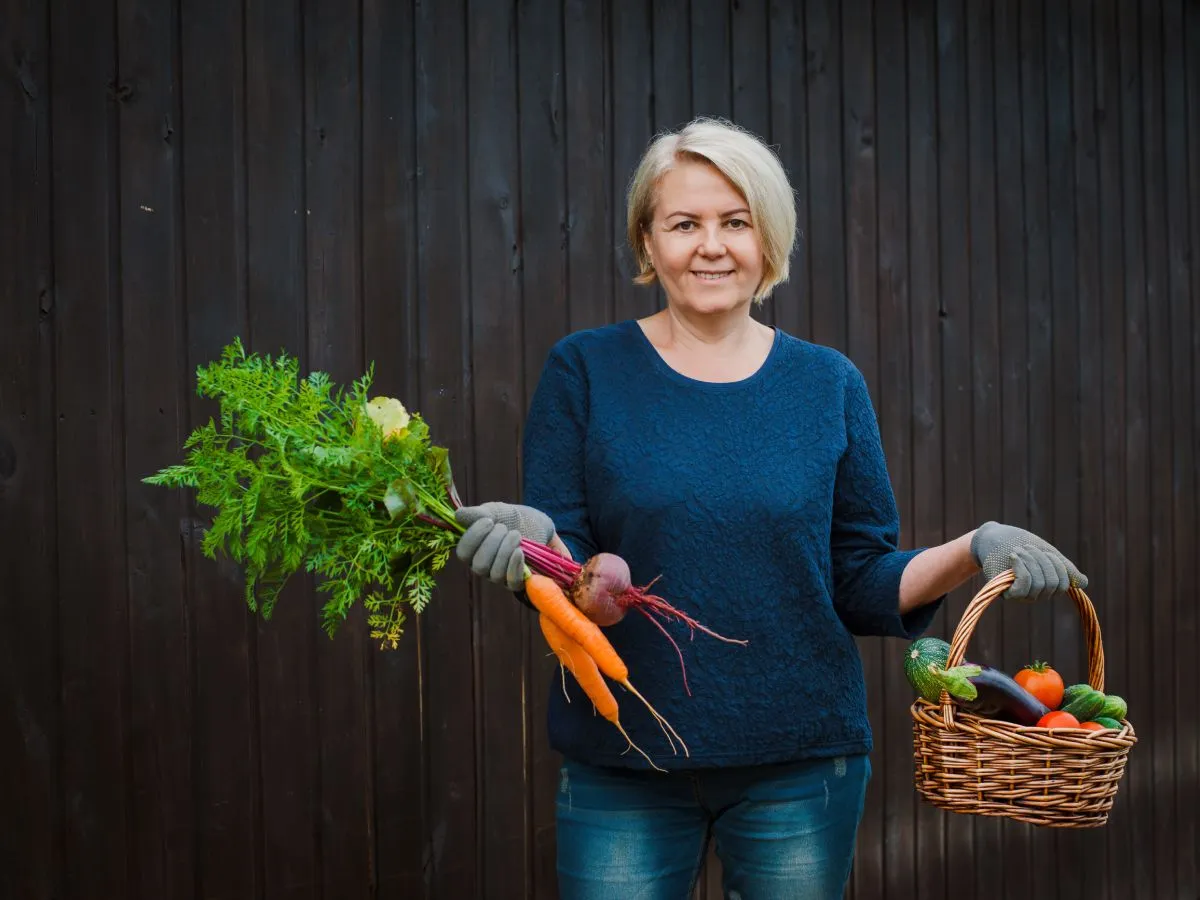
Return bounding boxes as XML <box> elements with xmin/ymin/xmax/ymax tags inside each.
<box><xmin>654</xmin><ymin>159</ymin><xmax>747</xmax><ymax>215</ymax></box>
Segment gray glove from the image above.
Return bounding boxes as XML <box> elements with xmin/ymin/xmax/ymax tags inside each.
<box><xmin>455</xmin><ymin>502</ymin><xmax>556</xmax><ymax>592</ymax></box>
<box><xmin>970</xmin><ymin>521</ymin><xmax>1087</xmax><ymax>602</ymax></box>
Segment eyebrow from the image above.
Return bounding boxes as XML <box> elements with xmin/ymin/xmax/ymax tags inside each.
<box><xmin>663</xmin><ymin>207</ymin><xmax>752</xmax><ymax>219</ymax></box>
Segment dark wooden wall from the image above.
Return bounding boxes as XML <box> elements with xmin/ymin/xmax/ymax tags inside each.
<box><xmin>2</xmin><ymin>0</ymin><xmax>1197</xmax><ymax>898</ymax></box>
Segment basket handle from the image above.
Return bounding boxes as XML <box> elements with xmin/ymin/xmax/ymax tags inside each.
<box><xmin>939</xmin><ymin>569</ymin><xmax>1105</xmax><ymax>728</ymax></box>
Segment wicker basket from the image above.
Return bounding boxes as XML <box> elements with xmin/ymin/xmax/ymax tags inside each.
<box><xmin>910</xmin><ymin>570</ymin><xmax>1137</xmax><ymax>828</ymax></box>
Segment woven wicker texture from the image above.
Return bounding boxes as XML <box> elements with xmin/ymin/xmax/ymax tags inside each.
<box><xmin>910</xmin><ymin>570</ymin><xmax>1136</xmax><ymax>828</ymax></box>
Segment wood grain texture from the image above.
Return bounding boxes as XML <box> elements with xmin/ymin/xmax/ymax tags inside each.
<box><xmin>0</xmin><ymin>3</ymin><xmax>1194</xmax><ymax>898</ymax></box>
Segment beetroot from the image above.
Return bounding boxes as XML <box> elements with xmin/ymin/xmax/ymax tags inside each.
<box><xmin>569</xmin><ymin>553</ymin><xmax>632</xmax><ymax>626</ymax></box>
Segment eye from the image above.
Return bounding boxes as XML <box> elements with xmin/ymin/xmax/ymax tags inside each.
<box><xmin>726</xmin><ymin>218</ymin><xmax>750</xmax><ymax>230</ymax></box>
<box><xmin>673</xmin><ymin>220</ymin><xmax>697</xmax><ymax>232</ymax></box>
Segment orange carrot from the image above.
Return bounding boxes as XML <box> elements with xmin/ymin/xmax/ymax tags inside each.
<box><xmin>539</xmin><ymin>613</ymin><xmax>662</xmax><ymax>771</ymax></box>
<box><xmin>527</xmin><ymin>574</ymin><xmax>688</xmax><ymax>758</ymax></box>
<box><xmin>526</xmin><ymin>573</ymin><xmax>628</xmax><ymax>680</ymax></box>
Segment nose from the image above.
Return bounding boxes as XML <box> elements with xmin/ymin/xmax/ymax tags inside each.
<box><xmin>697</xmin><ymin>225</ymin><xmax>726</xmax><ymax>257</ymax></box>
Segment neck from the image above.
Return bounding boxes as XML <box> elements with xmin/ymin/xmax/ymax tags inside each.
<box><xmin>657</xmin><ymin>304</ymin><xmax>760</xmax><ymax>352</ymax></box>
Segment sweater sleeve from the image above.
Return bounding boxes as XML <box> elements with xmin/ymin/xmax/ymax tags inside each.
<box><xmin>520</xmin><ymin>341</ymin><xmax>599</xmax><ymax>565</ymax></box>
<box><xmin>830</xmin><ymin>363</ymin><xmax>942</xmax><ymax>638</ymax></box>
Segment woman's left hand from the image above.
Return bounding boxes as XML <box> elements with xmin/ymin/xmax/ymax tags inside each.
<box><xmin>970</xmin><ymin>521</ymin><xmax>1088</xmax><ymax>602</ymax></box>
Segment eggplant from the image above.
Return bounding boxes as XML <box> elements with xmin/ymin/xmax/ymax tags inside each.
<box><xmin>958</xmin><ymin>664</ymin><xmax>1050</xmax><ymax>725</ymax></box>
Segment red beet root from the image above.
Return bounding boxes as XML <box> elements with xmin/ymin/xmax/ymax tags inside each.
<box><xmin>570</xmin><ymin>553</ymin><xmax>632</xmax><ymax>626</ymax></box>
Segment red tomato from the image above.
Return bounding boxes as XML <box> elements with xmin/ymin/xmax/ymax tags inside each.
<box><xmin>1014</xmin><ymin>661</ymin><xmax>1065</xmax><ymax>709</ymax></box>
<box><xmin>1080</xmin><ymin>721</ymin><xmax>1109</xmax><ymax>732</ymax></box>
<box><xmin>1037</xmin><ymin>710</ymin><xmax>1081</xmax><ymax>729</ymax></box>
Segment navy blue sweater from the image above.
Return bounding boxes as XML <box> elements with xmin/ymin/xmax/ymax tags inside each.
<box><xmin>522</xmin><ymin>320</ymin><xmax>941</xmax><ymax>770</ymax></box>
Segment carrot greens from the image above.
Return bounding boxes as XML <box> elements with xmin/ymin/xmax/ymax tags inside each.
<box><xmin>144</xmin><ymin>339</ymin><xmax>463</xmax><ymax>649</ymax></box>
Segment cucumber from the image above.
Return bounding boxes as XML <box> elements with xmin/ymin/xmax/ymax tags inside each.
<box><xmin>1099</xmin><ymin>694</ymin><xmax>1128</xmax><ymax>720</ymax></box>
<box><xmin>1061</xmin><ymin>683</ymin><xmax>1092</xmax><ymax>707</ymax></box>
<box><xmin>1093</xmin><ymin>716</ymin><xmax>1122</xmax><ymax>730</ymax></box>
<box><xmin>1062</xmin><ymin>687</ymin><xmax>1107</xmax><ymax>721</ymax></box>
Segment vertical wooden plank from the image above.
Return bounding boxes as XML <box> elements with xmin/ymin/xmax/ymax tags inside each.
<box><xmin>0</xmin><ymin>1</ymin><xmax>61</xmax><ymax>896</ymax></box>
<box><xmin>467</xmin><ymin>2</ymin><xmax>529</xmax><ymax>897</ymax></box>
<box><xmin>1138</xmin><ymin>0</ymin><xmax>1177</xmax><ymax>894</ymax></box>
<box><xmin>1018</xmin><ymin>2</ymin><xmax>1059</xmax><ymax>892</ymax></box>
<box><xmin>1117</xmin><ymin>0</ymin><xmax>1156</xmax><ymax>889</ymax></box>
<box><xmin>611</xmin><ymin>2</ymin><xmax>654</xmax><ymax>324</ymax></box>
<box><xmin>935</xmin><ymin>1</ymin><xmax>976</xmax><ymax>893</ymax></box>
<box><xmin>806</xmin><ymin>0</ymin><xmax>846</xmax><ymax>352</ymax></box>
<box><xmin>244</xmin><ymin>0</ymin><xmax>321</xmax><ymax>896</ymax></box>
<box><xmin>361</xmin><ymin>0</ymin><xmax>424</xmax><ymax>895</ymax></box>
<box><xmin>244</xmin><ymin>2</ymin><xmax>322</xmax><ymax>898</ymax></box>
<box><xmin>840</xmin><ymin>1</ymin><xmax>880</xmax><ymax>897</ymax></box>
<box><xmin>875</xmin><ymin>0</ymin><xmax>919</xmax><ymax>896</ymax></box>
<box><xmin>653</xmin><ymin>0</ymin><xmax>692</xmax><ymax>132</ymax></box>
<box><xmin>690</xmin><ymin>0</ymin><xmax>731</xmax><ymax>119</ymax></box>
<box><xmin>1061</xmin><ymin>0</ymin><xmax>1110</xmax><ymax>892</ymax></box>
<box><xmin>1093</xmin><ymin>1</ymin><xmax>1133</xmax><ymax>894</ymax></box>
<box><xmin>842</xmin><ymin>0</ymin><xmax>876</xmax><ymax>384</ymax></box>
<box><xmin>732</xmin><ymin>0</ymin><xmax>769</xmax><ymax>138</ymax></box>
<box><xmin>415</xmin><ymin>1</ymin><xmax>478</xmax><ymax>895</ymax></box>
<box><xmin>965</xmin><ymin>6</ymin><xmax>1006</xmax><ymax>896</ymax></box>
<box><xmin>48</xmin><ymin>0</ymin><xmax>132</xmax><ymax>895</ymax></box>
<box><xmin>301</xmin><ymin>0</ymin><xmax>373</xmax><ymax>895</ymax></box>
<box><xmin>178</xmin><ymin>0</ymin><xmax>260</xmax><ymax>896</ymax></box>
<box><xmin>1163</xmin><ymin>0</ymin><xmax>1199</xmax><ymax>890</ymax></box>
<box><xmin>906</xmin><ymin>2</ymin><xmax>948</xmax><ymax>897</ymax></box>
<box><xmin>564</xmin><ymin>0</ymin><xmax>611</xmax><ymax>334</ymax></box>
<box><xmin>518</xmin><ymin>3</ymin><xmax>570</xmax><ymax>896</ymax></box>
<box><xmin>1166</xmin><ymin>1</ymin><xmax>1200</xmax><ymax>892</ymax></box>
<box><xmin>1189</xmin><ymin>3</ymin><xmax>1200</xmax><ymax>886</ymax></box>
<box><xmin>1046</xmin><ymin>0</ymin><xmax>1085</xmax><ymax>794</ymax></box>
<box><xmin>115</xmin><ymin>0</ymin><xmax>195</xmax><ymax>896</ymax></box>
<box><xmin>994</xmin><ymin>6</ymin><xmax>1034</xmax><ymax>898</ymax></box>
<box><xmin>768</xmin><ymin>0</ymin><xmax>809</xmax><ymax>341</ymax></box>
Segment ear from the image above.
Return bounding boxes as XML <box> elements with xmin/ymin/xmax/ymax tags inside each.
<box><xmin>642</xmin><ymin>228</ymin><xmax>654</xmax><ymax>269</ymax></box>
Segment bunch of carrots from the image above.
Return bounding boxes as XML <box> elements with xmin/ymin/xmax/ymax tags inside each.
<box><xmin>524</xmin><ymin>572</ymin><xmax>686</xmax><ymax>771</ymax></box>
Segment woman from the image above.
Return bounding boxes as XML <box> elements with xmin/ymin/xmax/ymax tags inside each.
<box><xmin>455</xmin><ymin>118</ymin><xmax>1084</xmax><ymax>899</ymax></box>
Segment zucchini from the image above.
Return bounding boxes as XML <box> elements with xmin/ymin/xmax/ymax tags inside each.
<box><xmin>1099</xmin><ymin>694</ymin><xmax>1128</xmax><ymax>720</ymax></box>
<box><xmin>1092</xmin><ymin>716</ymin><xmax>1122</xmax><ymax>730</ymax></box>
<box><xmin>903</xmin><ymin>638</ymin><xmax>980</xmax><ymax>703</ymax></box>
<box><xmin>904</xmin><ymin>638</ymin><xmax>951</xmax><ymax>702</ymax></box>
<box><xmin>1062</xmin><ymin>687</ymin><xmax>1107</xmax><ymax>721</ymax></box>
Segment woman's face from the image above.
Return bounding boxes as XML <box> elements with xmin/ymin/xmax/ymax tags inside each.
<box><xmin>642</xmin><ymin>160</ymin><xmax>764</xmax><ymax>317</ymax></box>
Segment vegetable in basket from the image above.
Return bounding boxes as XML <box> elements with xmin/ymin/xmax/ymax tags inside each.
<box><xmin>1013</xmin><ymin>661</ymin><xmax>1064</xmax><ymax>708</ymax></box>
<box><xmin>903</xmin><ymin>637</ymin><xmax>1050</xmax><ymax>725</ymax></box>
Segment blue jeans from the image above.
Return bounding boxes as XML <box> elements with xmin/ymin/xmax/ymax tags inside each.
<box><xmin>555</xmin><ymin>754</ymin><xmax>870</xmax><ymax>900</ymax></box>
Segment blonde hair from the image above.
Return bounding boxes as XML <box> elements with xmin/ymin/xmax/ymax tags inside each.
<box><xmin>626</xmin><ymin>117</ymin><xmax>797</xmax><ymax>302</ymax></box>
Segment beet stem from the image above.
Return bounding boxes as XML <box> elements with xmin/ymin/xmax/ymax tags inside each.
<box><xmin>623</xmin><ymin>588</ymin><xmax>749</xmax><ymax>646</ymax></box>
<box><xmin>637</xmin><ymin>608</ymin><xmax>692</xmax><ymax>696</ymax></box>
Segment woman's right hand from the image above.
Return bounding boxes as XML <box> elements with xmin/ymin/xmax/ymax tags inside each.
<box><xmin>454</xmin><ymin>502</ymin><xmax>557</xmax><ymax>591</ymax></box>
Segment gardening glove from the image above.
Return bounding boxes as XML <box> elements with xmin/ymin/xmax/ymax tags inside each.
<box><xmin>455</xmin><ymin>502</ymin><xmax>556</xmax><ymax>592</ymax></box>
<box><xmin>970</xmin><ymin>521</ymin><xmax>1088</xmax><ymax>603</ymax></box>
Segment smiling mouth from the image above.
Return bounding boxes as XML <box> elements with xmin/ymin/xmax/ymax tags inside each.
<box><xmin>692</xmin><ymin>271</ymin><xmax>733</xmax><ymax>281</ymax></box>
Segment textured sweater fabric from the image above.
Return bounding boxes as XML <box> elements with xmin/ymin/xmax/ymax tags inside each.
<box><xmin>521</xmin><ymin>320</ymin><xmax>941</xmax><ymax>770</ymax></box>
